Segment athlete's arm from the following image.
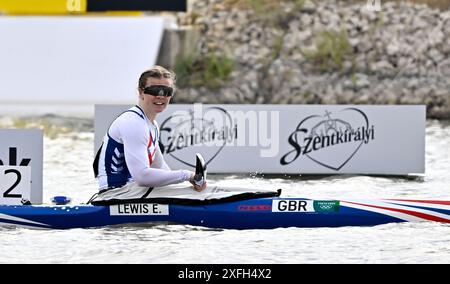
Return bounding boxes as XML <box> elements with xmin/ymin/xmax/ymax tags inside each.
<box><xmin>117</xmin><ymin>115</ymin><xmax>192</xmax><ymax>187</ymax></box>
<box><xmin>152</xmin><ymin>143</ymin><xmax>171</xmax><ymax>170</ymax></box>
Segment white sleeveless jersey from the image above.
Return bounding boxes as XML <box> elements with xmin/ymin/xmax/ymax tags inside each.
<box><xmin>96</xmin><ymin>105</ymin><xmax>191</xmax><ymax>190</ymax></box>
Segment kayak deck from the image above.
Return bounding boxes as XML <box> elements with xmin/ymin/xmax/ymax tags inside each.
<box><xmin>1</xmin><ymin>197</ymin><xmax>449</xmax><ymax>229</ymax></box>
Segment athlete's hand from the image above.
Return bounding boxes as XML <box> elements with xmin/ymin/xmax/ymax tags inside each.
<box><xmin>189</xmin><ymin>174</ymin><xmax>207</xmax><ymax>192</ymax></box>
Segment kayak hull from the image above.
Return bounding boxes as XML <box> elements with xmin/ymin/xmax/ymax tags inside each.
<box><xmin>0</xmin><ymin>198</ymin><xmax>449</xmax><ymax>229</ymax></box>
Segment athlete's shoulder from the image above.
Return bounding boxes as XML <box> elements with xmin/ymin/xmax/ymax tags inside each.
<box><xmin>115</xmin><ymin>106</ymin><xmax>145</xmax><ymax>122</ymax></box>
<box><xmin>124</xmin><ymin>106</ymin><xmax>146</xmax><ymax>119</ymax></box>
<box><xmin>122</xmin><ymin>106</ymin><xmax>145</xmax><ymax>119</ymax></box>
<box><xmin>109</xmin><ymin>107</ymin><xmax>145</xmax><ymax>135</ymax></box>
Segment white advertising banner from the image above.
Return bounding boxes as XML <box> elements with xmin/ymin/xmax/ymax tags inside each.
<box><xmin>0</xmin><ymin>129</ymin><xmax>43</xmax><ymax>204</ymax></box>
<box><xmin>95</xmin><ymin>104</ymin><xmax>425</xmax><ymax>175</ymax></box>
<box><xmin>0</xmin><ymin>16</ymin><xmax>165</xmax><ymax>104</ymax></box>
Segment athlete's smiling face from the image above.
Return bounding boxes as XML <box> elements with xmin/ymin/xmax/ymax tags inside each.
<box><xmin>139</xmin><ymin>77</ymin><xmax>173</xmax><ymax>120</ymax></box>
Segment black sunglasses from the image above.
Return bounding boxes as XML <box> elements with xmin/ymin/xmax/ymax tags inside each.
<box><xmin>143</xmin><ymin>85</ymin><xmax>174</xmax><ymax>97</ymax></box>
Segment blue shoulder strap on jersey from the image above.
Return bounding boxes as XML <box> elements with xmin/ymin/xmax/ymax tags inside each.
<box><xmin>92</xmin><ymin>106</ymin><xmax>145</xmax><ymax>177</ymax></box>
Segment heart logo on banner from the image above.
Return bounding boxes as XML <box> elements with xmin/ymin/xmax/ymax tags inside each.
<box><xmin>281</xmin><ymin>108</ymin><xmax>371</xmax><ymax>171</ymax></box>
<box><xmin>159</xmin><ymin>107</ymin><xmax>234</xmax><ymax>168</ymax></box>
<box><xmin>306</xmin><ymin>109</ymin><xmax>368</xmax><ymax>170</ymax></box>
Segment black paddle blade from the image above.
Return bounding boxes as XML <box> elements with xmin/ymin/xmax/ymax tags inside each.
<box><xmin>194</xmin><ymin>153</ymin><xmax>207</xmax><ymax>184</ymax></box>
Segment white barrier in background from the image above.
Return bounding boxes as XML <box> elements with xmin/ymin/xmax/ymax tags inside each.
<box><xmin>0</xmin><ymin>129</ymin><xmax>43</xmax><ymax>204</ymax></box>
<box><xmin>95</xmin><ymin>104</ymin><xmax>425</xmax><ymax>175</ymax></box>
<box><xmin>0</xmin><ymin>16</ymin><xmax>165</xmax><ymax>104</ymax></box>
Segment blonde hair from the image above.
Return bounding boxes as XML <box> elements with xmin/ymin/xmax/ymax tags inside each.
<box><xmin>138</xmin><ymin>65</ymin><xmax>177</xmax><ymax>92</ymax></box>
